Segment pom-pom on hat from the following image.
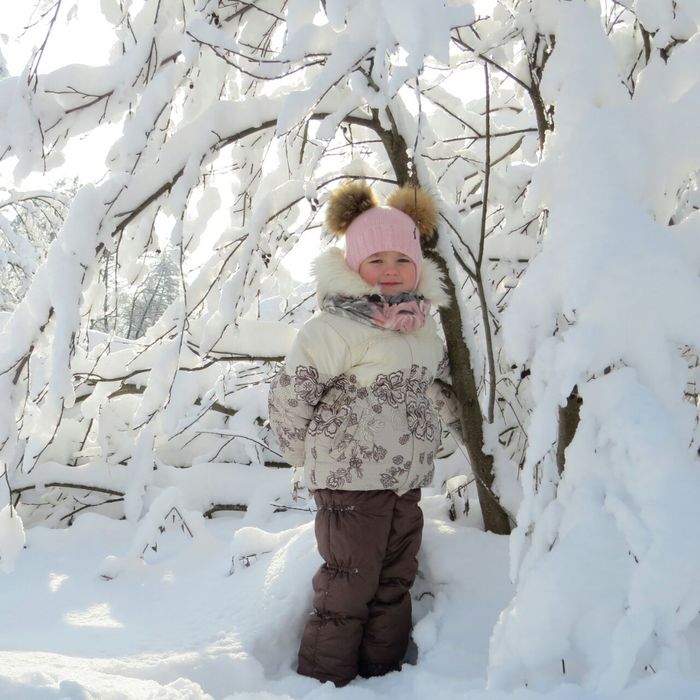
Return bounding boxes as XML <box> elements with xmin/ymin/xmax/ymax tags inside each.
<box><xmin>325</xmin><ymin>181</ymin><xmax>438</xmax><ymax>279</ymax></box>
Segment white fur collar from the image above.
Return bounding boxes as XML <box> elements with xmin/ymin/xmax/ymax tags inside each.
<box><xmin>311</xmin><ymin>247</ymin><xmax>450</xmax><ymax>308</ymax></box>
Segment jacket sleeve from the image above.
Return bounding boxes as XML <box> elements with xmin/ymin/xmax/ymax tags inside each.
<box><xmin>429</xmin><ymin>348</ymin><xmax>463</xmax><ymax>440</ymax></box>
<box><xmin>267</xmin><ymin>316</ymin><xmax>352</xmax><ymax>469</ymax></box>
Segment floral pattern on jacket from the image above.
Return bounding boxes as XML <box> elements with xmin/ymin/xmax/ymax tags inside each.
<box><xmin>269</xmin><ymin>362</ymin><xmax>440</xmax><ymax>493</ymax></box>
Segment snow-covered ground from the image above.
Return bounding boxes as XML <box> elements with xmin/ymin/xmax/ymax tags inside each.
<box><xmin>2</xmin><ymin>485</ymin><xmax>700</xmax><ymax>700</ymax></box>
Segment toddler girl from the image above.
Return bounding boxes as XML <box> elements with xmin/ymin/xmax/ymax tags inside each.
<box><xmin>268</xmin><ymin>181</ymin><xmax>450</xmax><ymax>686</ymax></box>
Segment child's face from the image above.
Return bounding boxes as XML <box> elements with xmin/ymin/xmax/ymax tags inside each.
<box><xmin>358</xmin><ymin>250</ymin><xmax>418</xmax><ymax>294</ymax></box>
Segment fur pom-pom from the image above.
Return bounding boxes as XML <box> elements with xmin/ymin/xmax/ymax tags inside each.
<box><xmin>325</xmin><ymin>181</ymin><xmax>378</xmax><ymax>235</ymax></box>
<box><xmin>386</xmin><ymin>186</ymin><xmax>439</xmax><ymax>247</ymax></box>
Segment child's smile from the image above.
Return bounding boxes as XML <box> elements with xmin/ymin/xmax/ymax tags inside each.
<box><xmin>358</xmin><ymin>250</ymin><xmax>418</xmax><ymax>294</ymax></box>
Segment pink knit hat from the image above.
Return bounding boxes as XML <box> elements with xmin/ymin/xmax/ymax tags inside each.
<box><xmin>344</xmin><ymin>206</ymin><xmax>423</xmax><ymax>278</ymax></box>
<box><xmin>325</xmin><ymin>182</ymin><xmax>439</xmax><ymax>284</ymax></box>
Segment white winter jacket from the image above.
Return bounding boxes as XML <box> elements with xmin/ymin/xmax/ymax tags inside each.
<box><xmin>268</xmin><ymin>247</ymin><xmax>450</xmax><ymax>494</ymax></box>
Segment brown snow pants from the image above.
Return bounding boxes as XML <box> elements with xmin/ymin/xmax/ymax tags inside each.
<box><xmin>297</xmin><ymin>488</ymin><xmax>423</xmax><ymax>687</ymax></box>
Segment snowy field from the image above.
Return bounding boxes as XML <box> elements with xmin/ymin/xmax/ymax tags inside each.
<box><xmin>3</xmin><ymin>486</ymin><xmax>700</xmax><ymax>700</ymax></box>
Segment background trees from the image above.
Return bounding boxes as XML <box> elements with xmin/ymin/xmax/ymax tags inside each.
<box><xmin>1</xmin><ymin>0</ymin><xmax>699</xmax><ymax>691</ymax></box>
<box><xmin>1</xmin><ymin>0</ymin><xmax>521</xmax><ymax>532</ymax></box>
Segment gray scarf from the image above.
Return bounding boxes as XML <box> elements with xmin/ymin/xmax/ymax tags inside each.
<box><xmin>321</xmin><ymin>292</ymin><xmax>429</xmax><ymax>333</ymax></box>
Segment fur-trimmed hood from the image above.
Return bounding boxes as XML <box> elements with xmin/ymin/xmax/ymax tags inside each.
<box><xmin>310</xmin><ymin>247</ymin><xmax>450</xmax><ymax>308</ymax></box>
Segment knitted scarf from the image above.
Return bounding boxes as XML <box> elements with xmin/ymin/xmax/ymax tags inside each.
<box><xmin>321</xmin><ymin>292</ymin><xmax>429</xmax><ymax>333</ymax></box>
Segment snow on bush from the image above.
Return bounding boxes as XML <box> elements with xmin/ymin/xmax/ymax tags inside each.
<box><xmin>490</xmin><ymin>2</ymin><xmax>700</xmax><ymax>693</ymax></box>
<box><xmin>0</xmin><ymin>505</ymin><xmax>25</xmax><ymax>574</ymax></box>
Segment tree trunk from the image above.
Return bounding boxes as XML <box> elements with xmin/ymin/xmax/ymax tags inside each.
<box><xmin>526</xmin><ymin>41</ymin><xmax>581</xmax><ymax>479</ymax></box>
<box><xmin>556</xmin><ymin>390</ymin><xmax>581</xmax><ymax>476</ymax></box>
<box><xmin>431</xmin><ymin>253</ymin><xmax>512</xmax><ymax>534</ymax></box>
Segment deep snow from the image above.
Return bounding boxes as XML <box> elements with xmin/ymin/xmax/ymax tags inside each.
<box><xmin>2</xmin><ymin>481</ymin><xmax>700</xmax><ymax>700</ymax></box>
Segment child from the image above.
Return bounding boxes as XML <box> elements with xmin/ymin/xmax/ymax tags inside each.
<box><xmin>268</xmin><ymin>181</ymin><xmax>450</xmax><ymax>687</ymax></box>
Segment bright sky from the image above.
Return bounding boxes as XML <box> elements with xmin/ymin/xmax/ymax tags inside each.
<box><xmin>1</xmin><ymin>3</ymin><xmax>113</xmax><ymax>74</ymax></box>
<box><xmin>0</xmin><ymin>3</ymin><xmax>119</xmax><ymax>187</ymax></box>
